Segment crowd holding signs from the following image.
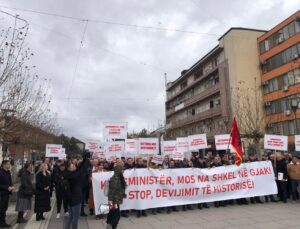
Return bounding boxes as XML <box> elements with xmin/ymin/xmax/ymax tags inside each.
<box><xmin>92</xmin><ymin>161</ymin><xmax>277</xmax><ymax>212</ymax></box>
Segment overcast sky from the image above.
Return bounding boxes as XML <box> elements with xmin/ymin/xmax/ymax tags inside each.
<box><xmin>0</xmin><ymin>0</ymin><xmax>298</xmax><ymax>142</ymax></box>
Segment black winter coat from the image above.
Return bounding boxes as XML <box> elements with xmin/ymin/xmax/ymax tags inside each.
<box><xmin>276</xmin><ymin>159</ymin><xmax>288</xmax><ymax>180</ymax></box>
<box><xmin>34</xmin><ymin>171</ymin><xmax>51</xmax><ymax>213</ymax></box>
<box><xmin>0</xmin><ymin>167</ymin><xmax>12</xmax><ymax>196</ymax></box>
<box><xmin>64</xmin><ymin>169</ymin><xmax>82</xmax><ymax>206</ymax></box>
<box><xmin>18</xmin><ymin>170</ymin><xmax>34</xmax><ymax>198</ymax></box>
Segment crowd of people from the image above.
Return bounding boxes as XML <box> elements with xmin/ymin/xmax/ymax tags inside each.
<box><xmin>0</xmin><ymin>150</ymin><xmax>300</xmax><ymax>229</ymax></box>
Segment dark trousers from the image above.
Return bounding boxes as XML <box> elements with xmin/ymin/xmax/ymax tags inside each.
<box><xmin>81</xmin><ymin>187</ymin><xmax>88</xmax><ymax>214</ymax></box>
<box><xmin>65</xmin><ymin>204</ymin><xmax>81</xmax><ymax>229</ymax></box>
<box><xmin>107</xmin><ymin>205</ymin><xmax>120</xmax><ymax>229</ymax></box>
<box><xmin>56</xmin><ymin>189</ymin><xmax>68</xmax><ymax>213</ymax></box>
<box><xmin>277</xmin><ymin>181</ymin><xmax>288</xmax><ymax>202</ymax></box>
<box><xmin>0</xmin><ymin>194</ymin><xmax>9</xmax><ymax>224</ymax></box>
<box><xmin>290</xmin><ymin>180</ymin><xmax>300</xmax><ymax>200</ymax></box>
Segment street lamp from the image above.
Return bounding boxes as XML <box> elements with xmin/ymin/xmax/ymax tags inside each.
<box><xmin>289</xmin><ymin>97</ymin><xmax>300</xmax><ymax>135</ymax></box>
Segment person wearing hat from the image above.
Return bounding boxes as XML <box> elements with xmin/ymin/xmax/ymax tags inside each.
<box><xmin>287</xmin><ymin>153</ymin><xmax>300</xmax><ymax>202</ymax></box>
<box><xmin>107</xmin><ymin>164</ymin><xmax>127</xmax><ymax>229</ymax></box>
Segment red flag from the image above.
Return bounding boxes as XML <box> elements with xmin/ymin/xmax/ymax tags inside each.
<box><xmin>230</xmin><ymin>117</ymin><xmax>243</xmax><ymax>166</ymax></box>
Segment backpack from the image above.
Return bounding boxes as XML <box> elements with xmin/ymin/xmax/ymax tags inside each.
<box><xmin>104</xmin><ymin>179</ymin><xmax>110</xmax><ymax>197</ymax></box>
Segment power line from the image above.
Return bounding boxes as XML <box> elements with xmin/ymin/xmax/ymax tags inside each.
<box><xmin>66</xmin><ymin>19</ymin><xmax>89</xmax><ymax>103</ymax></box>
<box><xmin>0</xmin><ymin>5</ymin><xmax>220</xmax><ymax>36</ymax></box>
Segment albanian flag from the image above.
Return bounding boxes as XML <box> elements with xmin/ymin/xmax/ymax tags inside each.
<box><xmin>230</xmin><ymin>117</ymin><xmax>243</xmax><ymax>166</ymax></box>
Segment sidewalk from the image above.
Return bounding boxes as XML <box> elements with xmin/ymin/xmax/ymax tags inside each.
<box><xmin>7</xmin><ymin>199</ymin><xmax>300</xmax><ymax>229</ymax></box>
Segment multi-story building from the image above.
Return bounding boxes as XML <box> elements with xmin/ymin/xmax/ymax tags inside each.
<box><xmin>258</xmin><ymin>10</ymin><xmax>300</xmax><ymax>144</ymax></box>
<box><xmin>165</xmin><ymin>28</ymin><xmax>266</xmax><ymax>144</ymax></box>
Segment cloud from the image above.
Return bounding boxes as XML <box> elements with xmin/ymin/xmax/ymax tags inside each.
<box><xmin>0</xmin><ymin>0</ymin><xmax>297</xmax><ymax>141</ymax></box>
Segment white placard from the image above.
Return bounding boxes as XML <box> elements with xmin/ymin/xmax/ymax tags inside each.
<box><xmin>295</xmin><ymin>135</ymin><xmax>300</xmax><ymax>151</ymax></box>
<box><xmin>94</xmin><ymin>148</ymin><xmax>105</xmax><ymax>158</ymax></box>
<box><xmin>125</xmin><ymin>139</ymin><xmax>138</xmax><ymax>157</ymax></box>
<box><xmin>188</xmin><ymin>134</ymin><xmax>208</xmax><ymax>151</ymax></box>
<box><xmin>103</xmin><ymin>122</ymin><xmax>128</xmax><ymax>139</ymax></box>
<box><xmin>92</xmin><ymin>161</ymin><xmax>277</xmax><ymax>212</ymax></box>
<box><xmin>215</xmin><ymin>134</ymin><xmax>233</xmax><ymax>151</ymax></box>
<box><xmin>264</xmin><ymin>134</ymin><xmax>288</xmax><ymax>151</ymax></box>
<box><xmin>162</xmin><ymin>141</ymin><xmax>177</xmax><ymax>156</ymax></box>
<box><xmin>85</xmin><ymin>140</ymin><xmax>99</xmax><ymax>152</ymax></box>
<box><xmin>171</xmin><ymin>151</ymin><xmax>184</xmax><ymax>161</ymax></box>
<box><xmin>138</xmin><ymin>138</ymin><xmax>159</xmax><ymax>155</ymax></box>
<box><xmin>46</xmin><ymin>144</ymin><xmax>62</xmax><ymax>157</ymax></box>
<box><xmin>58</xmin><ymin>148</ymin><xmax>66</xmax><ymax>159</ymax></box>
<box><xmin>105</xmin><ymin>141</ymin><xmax>125</xmax><ymax>158</ymax></box>
<box><xmin>176</xmin><ymin>137</ymin><xmax>189</xmax><ymax>153</ymax></box>
<box><xmin>151</xmin><ymin>155</ymin><xmax>164</xmax><ymax>165</ymax></box>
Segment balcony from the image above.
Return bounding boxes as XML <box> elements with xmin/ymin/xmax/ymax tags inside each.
<box><xmin>167</xmin><ymin>106</ymin><xmax>222</xmax><ymax>130</ymax></box>
<box><xmin>166</xmin><ymin>65</ymin><xmax>219</xmax><ymax>102</ymax></box>
<box><xmin>166</xmin><ymin>83</ymin><xmax>221</xmax><ymax>117</ymax></box>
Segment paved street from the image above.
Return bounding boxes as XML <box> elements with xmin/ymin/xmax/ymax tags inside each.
<box><xmin>10</xmin><ymin>200</ymin><xmax>300</xmax><ymax>229</ymax></box>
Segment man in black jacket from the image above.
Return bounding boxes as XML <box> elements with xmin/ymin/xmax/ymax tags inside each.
<box><xmin>0</xmin><ymin>160</ymin><xmax>14</xmax><ymax>228</ymax></box>
<box><xmin>276</xmin><ymin>154</ymin><xmax>288</xmax><ymax>203</ymax></box>
<box><xmin>135</xmin><ymin>158</ymin><xmax>147</xmax><ymax>217</ymax></box>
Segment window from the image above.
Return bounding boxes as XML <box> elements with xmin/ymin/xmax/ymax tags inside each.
<box><xmin>294</xmin><ymin>68</ymin><xmax>300</xmax><ymax>84</ymax></box>
<box><xmin>283</xmin><ymin>122</ymin><xmax>289</xmax><ymax>136</ymax></box>
<box><xmin>191</xmin><ymin>108</ymin><xmax>195</xmax><ymax>116</ymax></box>
<box><xmin>291</xmin><ymin>45</ymin><xmax>299</xmax><ymax>59</ymax></box>
<box><xmin>272</xmin><ymin>79</ymin><xmax>279</xmax><ymax>91</ymax></box>
<box><xmin>288</xmin><ymin>22</ymin><xmax>296</xmax><ymax>37</ymax></box>
<box><xmin>283</xmin><ymin>26</ymin><xmax>290</xmax><ymax>40</ymax></box>
<box><xmin>209</xmin><ymin>101</ymin><xmax>214</xmax><ymax>108</ymax></box>
<box><xmin>288</xmin><ymin>71</ymin><xmax>295</xmax><ymax>86</ymax></box>
<box><xmin>296</xmin><ymin>20</ymin><xmax>300</xmax><ymax>33</ymax></box>
<box><xmin>286</xmin><ymin>47</ymin><xmax>293</xmax><ymax>63</ymax></box>
<box><xmin>289</xmin><ymin>121</ymin><xmax>295</xmax><ymax>135</ymax></box>
<box><xmin>180</xmin><ymin>81</ymin><xmax>187</xmax><ymax>90</ymax></box>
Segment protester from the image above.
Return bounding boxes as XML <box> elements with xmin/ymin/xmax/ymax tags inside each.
<box><xmin>0</xmin><ymin>160</ymin><xmax>13</xmax><ymax>228</ymax></box>
<box><xmin>54</xmin><ymin>162</ymin><xmax>69</xmax><ymax>219</ymax></box>
<box><xmin>35</xmin><ymin>163</ymin><xmax>51</xmax><ymax>221</ymax></box>
<box><xmin>134</xmin><ymin>158</ymin><xmax>147</xmax><ymax>217</ymax></box>
<box><xmin>287</xmin><ymin>155</ymin><xmax>300</xmax><ymax>202</ymax></box>
<box><xmin>276</xmin><ymin>154</ymin><xmax>288</xmax><ymax>203</ymax></box>
<box><xmin>107</xmin><ymin>164</ymin><xmax>127</xmax><ymax>229</ymax></box>
<box><xmin>15</xmin><ymin>162</ymin><xmax>34</xmax><ymax>223</ymax></box>
<box><xmin>248</xmin><ymin>154</ymin><xmax>263</xmax><ymax>204</ymax></box>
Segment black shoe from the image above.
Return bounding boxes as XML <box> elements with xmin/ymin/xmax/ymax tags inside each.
<box><xmin>142</xmin><ymin>211</ymin><xmax>147</xmax><ymax>217</ymax></box>
<box><xmin>203</xmin><ymin>203</ymin><xmax>209</xmax><ymax>208</ymax></box>
<box><xmin>81</xmin><ymin>212</ymin><xmax>87</xmax><ymax>217</ymax></box>
<box><xmin>90</xmin><ymin>210</ymin><xmax>94</xmax><ymax>216</ymax></box>
<box><xmin>36</xmin><ymin>216</ymin><xmax>41</xmax><ymax>221</ymax></box>
<box><xmin>0</xmin><ymin>223</ymin><xmax>11</xmax><ymax>228</ymax></box>
<box><xmin>41</xmin><ymin>216</ymin><xmax>45</xmax><ymax>220</ymax></box>
<box><xmin>167</xmin><ymin>209</ymin><xmax>171</xmax><ymax>214</ymax></box>
<box><xmin>17</xmin><ymin>218</ymin><xmax>28</xmax><ymax>223</ymax></box>
<box><xmin>137</xmin><ymin>212</ymin><xmax>141</xmax><ymax>218</ymax></box>
<box><xmin>121</xmin><ymin>213</ymin><xmax>128</xmax><ymax>218</ymax></box>
<box><xmin>197</xmin><ymin>204</ymin><xmax>202</xmax><ymax>210</ymax></box>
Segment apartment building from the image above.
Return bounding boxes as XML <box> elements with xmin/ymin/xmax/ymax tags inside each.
<box><xmin>258</xmin><ymin>10</ymin><xmax>300</xmax><ymax>143</ymax></box>
<box><xmin>165</xmin><ymin>28</ymin><xmax>266</xmax><ymax>143</ymax></box>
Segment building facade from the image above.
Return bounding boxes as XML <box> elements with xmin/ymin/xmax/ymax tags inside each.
<box><xmin>258</xmin><ymin>10</ymin><xmax>300</xmax><ymax>144</ymax></box>
<box><xmin>165</xmin><ymin>28</ymin><xmax>266</xmax><ymax>145</ymax></box>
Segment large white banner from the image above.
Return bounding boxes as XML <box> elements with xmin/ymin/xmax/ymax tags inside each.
<box><xmin>46</xmin><ymin>144</ymin><xmax>62</xmax><ymax>157</ymax></box>
<box><xmin>188</xmin><ymin>134</ymin><xmax>208</xmax><ymax>151</ymax></box>
<box><xmin>105</xmin><ymin>141</ymin><xmax>125</xmax><ymax>158</ymax></box>
<box><xmin>162</xmin><ymin>141</ymin><xmax>177</xmax><ymax>156</ymax></box>
<box><xmin>85</xmin><ymin>140</ymin><xmax>99</xmax><ymax>152</ymax></box>
<box><xmin>125</xmin><ymin>139</ymin><xmax>138</xmax><ymax>157</ymax></box>
<box><xmin>295</xmin><ymin>135</ymin><xmax>300</xmax><ymax>151</ymax></box>
<box><xmin>103</xmin><ymin>122</ymin><xmax>128</xmax><ymax>139</ymax></box>
<box><xmin>92</xmin><ymin>161</ymin><xmax>277</xmax><ymax>213</ymax></box>
<box><xmin>264</xmin><ymin>134</ymin><xmax>288</xmax><ymax>151</ymax></box>
<box><xmin>176</xmin><ymin>137</ymin><xmax>189</xmax><ymax>153</ymax></box>
<box><xmin>138</xmin><ymin>138</ymin><xmax>159</xmax><ymax>155</ymax></box>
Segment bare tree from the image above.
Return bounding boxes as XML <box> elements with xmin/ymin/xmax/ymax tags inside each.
<box><xmin>231</xmin><ymin>79</ymin><xmax>266</xmax><ymax>158</ymax></box>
